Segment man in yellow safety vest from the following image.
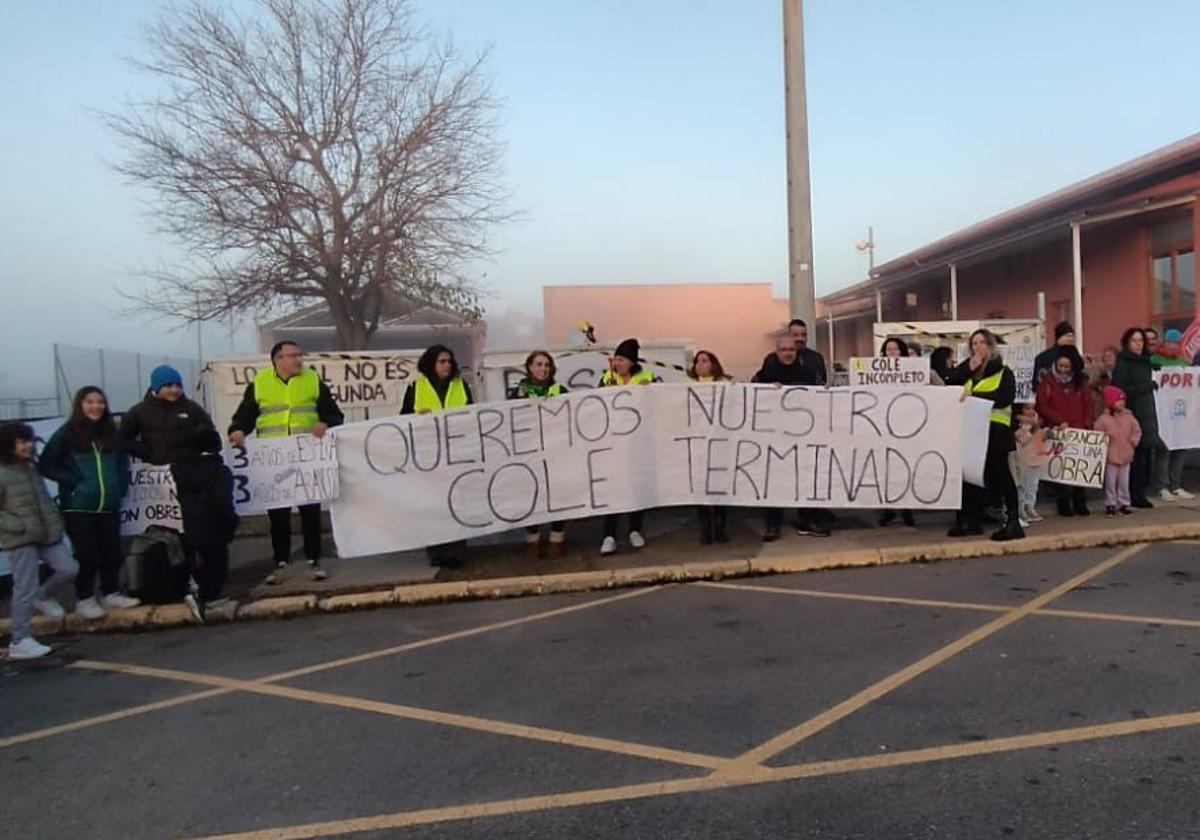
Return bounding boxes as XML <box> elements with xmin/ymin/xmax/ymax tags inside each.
<box><xmin>228</xmin><ymin>341</ymin><xmax>344</xmax><ymax>584</ymax></box>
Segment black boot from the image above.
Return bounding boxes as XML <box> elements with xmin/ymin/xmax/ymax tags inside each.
<box><xmin>878</xmin><ymin>510</ymin><xmax>896</xmax><ymax>527</ymax></box>
<box><xmin>713</xmin><ymin>508</ymin><xmax>729</xmax><ymax>543</ymax></box>
<box><xmin>902</xmin><ymin>510</ymin><xmax>916</xmax><ymax>528</ymax></box>
<box><xmin>1056</xmin><ymin>497</ymin><xmax>1074</xmax><ymax>518</ymax></box>
<box><xmin>948</xmin><ymin>513</ymin><xmax>983</xmax><ymax>538</ymax></box>
<box><xmin>698</xmin><ymin>507</ymin><xmax>713</xmax><ymax>545</ymax></box>
<box><xmin>1072</xmin><ymin>494</ymin><xmax>1090</xmax><ymax>517</ymax></box>
<box><xmin>991</xmin><ymin>516</ymin><xmax>1026</xmax><ymax>542</ymax></box>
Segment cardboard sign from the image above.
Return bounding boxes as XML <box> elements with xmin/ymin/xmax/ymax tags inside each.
<box><xmin>1044</xmin><ymin>428</ymin><xmax>1108</xmax><ymax>489</ymax></box>
<box><xmin>1154</xmin><ymin>367</ymin><xmax>1200</xmax><ymax>451</ymax></box>
<box><xmin>330</xmin><ymin>384</ymin><xmax>976</xmax><ymax>558</ymax></box>
<box><xmin>120</xmin><ymin>462</ymin><xmax>184</xmax><ymax>536</ymax></box>
<box><xmin>213</xmin><ymin>354</ymin><xmax>419</xmax><ymax>409</ymax></box>
<box><xmin>848</xmin><ymin>357</ymin><xmax>929</xmax><ymax>387</ymax></box>
<box><xmin>1000</xmin><ymin>340</ymin><xmax>1040</xmax><ymax>404</ymax></box>
<box><xmin>226</xmin><ymin>434</ymin><xmax>339</xmax><ymax>515</ymax></box>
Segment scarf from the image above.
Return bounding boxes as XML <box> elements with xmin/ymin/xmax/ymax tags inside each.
<box><xmin>1052</xmin><ymin>369</ymin><xmax>1073</xmax><ymax>386</ymax></box>
<box><xmin>517</xmin><ymin>377</ymin><xmax>557</xmax><ymax>398</ymax></box>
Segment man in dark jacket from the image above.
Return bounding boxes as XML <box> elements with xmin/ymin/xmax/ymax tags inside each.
<box><xmin>228</xmin><ymin>341</ymin><xmax>344</xmax><ymax>584</ymax></box>
<box><xmin>752</xmin><ymin>336</ymin><xmax>832</xmax><ymax>540</ymax></box>
<box><xmin>119</xmin><ymin>365</ymin><xmax>238</xmax><ymax>623</ymax></box>
<box><xmin>1031</xmin><ymin>321</ymin><xmax>1075</xmax><ymax>393</ymax></box>
<box><xmin>758</xmin><ymin>318</ymin><xmax>827</xmax><ymax>387</ymax></box>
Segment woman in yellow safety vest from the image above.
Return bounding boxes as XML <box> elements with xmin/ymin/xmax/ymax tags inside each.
<box><xmin>597</xmin><ymin>338</ymin><xmax>658</xmax><ymax>556</ymax></box>
<box><xmin>401</xmin><ymin>344</ymin><xmax>474</xmax><ymax>415</ymax></box>
<box><xmin>686</xmin><ymin>350</ymin><xmax>733</xmax><ymax>545</ymax></box>
<box><xmin>946</xmin><ymin>329</ymin><xmax>1025</xmax><ymax>542</ymax></box>
<box><xmin>402</xmin><ymin>344</ymin><xmax>474</xmax><ymax>567</ymax></box>
<box><xmin>508</xmin><ymin>350</ymin><xmax>569</xmax><ymax>561</ymax></box>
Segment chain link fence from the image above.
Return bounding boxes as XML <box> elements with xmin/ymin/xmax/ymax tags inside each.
<box><xmin>54</xmin><ymin>343</ymin><xmax>200</xmax><ymax>416</ymax></box>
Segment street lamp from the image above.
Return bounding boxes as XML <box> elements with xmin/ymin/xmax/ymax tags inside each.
<box><xmin>856</xmin><ymin>226</ymin><xmax>881</xmax><ymax>323</ymax></box>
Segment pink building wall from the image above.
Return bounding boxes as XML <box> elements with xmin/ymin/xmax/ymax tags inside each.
<box><xmin>543</xmin><ymin>283</ymin><xmax>790</xmax><ymax>380</ymax></box>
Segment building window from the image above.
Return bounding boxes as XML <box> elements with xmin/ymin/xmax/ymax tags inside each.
<box><xmin>1149</xmin><ymin>213</ymin><xmax>1195</xmax><ymax>333</ymax></box>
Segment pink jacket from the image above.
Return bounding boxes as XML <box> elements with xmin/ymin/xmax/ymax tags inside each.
<box><xmin>1094</xmin><ymin>409</ymin><xmax>1142</xmax><ymax>466</ymax></box>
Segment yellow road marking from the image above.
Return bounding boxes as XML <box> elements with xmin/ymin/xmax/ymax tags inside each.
<box><xmin>0</xmin><ymin>688</ymin><xmax>231</xmax><ymax>750</ymax></box>
<box><xmin>699</xmin><ymin>576</ymin><xmax>1200</xmax><ymax>630</ymax></box>
<box><xmin>180</xmin><ymin>704</ymin><xmax>1200</xmax><ymax>840</ymax></box>
<box><xmin>72</xmin><ymin>659</ymin><xmax>727</xmax><ymax>771</ymax></box>
<box><xmin>0</xmin><ymin>587</ymin><xmax>660</xmax><ymax>752</ymax></box>
<box><xmin>714</xmin><ymin>543</ymin><xmax>1146</xmax><ymax>774</ymax></box>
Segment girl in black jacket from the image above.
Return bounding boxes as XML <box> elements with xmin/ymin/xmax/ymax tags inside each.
<box><xmin>947</xmin><ymin>330</ymin><xmax>1024</xmax><ymax>542</ymax></box>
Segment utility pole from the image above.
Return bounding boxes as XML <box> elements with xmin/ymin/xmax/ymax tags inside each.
<box><xmin>783</xmin><ymin>0</ymin><xmax>815</xmax><ymax>325</ymax></box>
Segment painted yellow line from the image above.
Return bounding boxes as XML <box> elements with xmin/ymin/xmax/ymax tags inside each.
<box><xmin>1035</xmin><ymin>607</ymin><xmax>1200</xmax><ymax>629</ymax></box>
<box><xmin>0</xmin><ymin>687</ymin><xmax>232</xmax><ymax>750</ymax></box>
<box><xmin>180</xmin><ymin>704</ymin><xmax>1200</xmax><ymax>840</ymax></box>
<box><xmin>714</xmin><ymin>543</ymin><xmax>1146</xmax><ymax>774</ymax></box>
<box><xmin>261</xmin><ymin>586</ymin><xmax>661</xmax><ymax>683</ymax></box>
<box><xmin>694</xmin><ymin>580</ymin><xmax>1010</xmax><ymax>614</ymax></box>
<box><xmin>0</xmin><ymin>588</ymin><xmax>660</xmax><ymax>752</ymax></box>
<box><xmin>72</xmin><ymin>659</ymin><xmax>727</xmax><ymax>771</ymax></box>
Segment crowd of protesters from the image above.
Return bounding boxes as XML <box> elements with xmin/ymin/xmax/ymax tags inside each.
<box><xmin>3</xmin><ymin>319</ymin><xmax>1195</xmax><ymax>660</ymax></box>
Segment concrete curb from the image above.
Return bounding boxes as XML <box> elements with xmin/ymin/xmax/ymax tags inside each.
<box><xmin>4</xmin><ymin>522</ymin><xmax>1199</xmax><ymax>640</ymax></box>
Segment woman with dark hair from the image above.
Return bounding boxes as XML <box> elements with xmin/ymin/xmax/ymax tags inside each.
<box><xmin>508</xmin><ymin>350</ymin><xmax>568</xmax><ymax>560</ymax></box>
<box><xmin>402</xmin><ymin>345</ymin><xmax>474</xmax><ymax>566</ymax></box>
<box><xmin>1</xmin><ymin>422</ymin><xmax>77</xmax><ymax>659</ymax></box>
<box><xmin>877</xmin><ymin>339</ymin><xmax>916</xmax><ymax>528</ymax></box>
<box><xmin>598</xmin><ymin>338</ymin><xmax>658</xmax><ymax>555</ymax></box>
<box><xmin>119</xmin><ymin>365</ymin><xmax>239</xmax><ymax>623</ymax></box>
<box><xmin>1035</xmin><ymin>346</ymin><xmax>1093</xmax><ymax>517</ymax></box>
<box><xmin>40</xmin><ymin>387</ymin><xmax>140</xmax><ymax>619</ymax></box>
<box><xmin>687</xmin><ymin>350</ymin><xmax>732</xmax><ymax>544</ymax></box>
<box><xmin>401</xmin><ymin>344</ymin><xmax>474</xmax><ymax>415</ymax></box>
<box><xmin>1111</xmin><ymin>328</ymin><xmax>1159</xmax><ymax>508</ymax></box>
<box><xmin>929</xmin><ymin>347</ymin><xmax>955</xmax><ymax>385</ymax></box>
<box><xmin>946</xmin><ymin>329</ymin><xmax>1024</xmax><ymax>541</ymax></box>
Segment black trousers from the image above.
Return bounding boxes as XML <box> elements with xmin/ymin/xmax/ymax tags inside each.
<box><xmin>1131</xmin><ymin>441</ymin><xmax>1153</xmax><ymax>504</ymax></box>
<box><xmin>604</xmin><ymin>511</ymin><xmax>644</xmax><ymax>538</ymax></box>
<box><xmin>962</xmin><ymin>426</ymin><xmax>1020</xmax><ymax>526</ymax></box>
<box><xmin>185</xmin><ymin>542</ymin><xmax>230</xmax><ymax>602</ymax></box>
<box><xmin>1053</xmin><ymin>483</ymin><xmax>1087</xmax><ymax>508</ymax></box>
<box><xmin>64</xmin><ymin>511</ymin><xmax>122</xmax><ymax>600</ymax></box>
<box><xmin>268</xmin><ymin>503</ymin><xmax>323</xmax><ymax>565</ymax></box>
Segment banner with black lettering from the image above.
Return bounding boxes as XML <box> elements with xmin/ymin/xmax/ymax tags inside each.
<box><xmin>1154</xmin><ymin>367</ymin><xmax>1200</xmax><ymax>451</ymax></box>
<box><xmin>330</xmin><ymin>384</ymin><xmax>975</xmax><ymax>557</ymax></box>
<box><xmin>226</xmin><ymin>434</ymin><xmax>339</xmax><ymax>515</ymax></box>
<box><xmin>120</xmin><ymin>462</ymin><xmax>184</xmax><ymax>536</ymax></box>
<box><xmin>1044</xmin><ymin>428</ymin><xmax>1108</xmax><ymax>489</ymax></box>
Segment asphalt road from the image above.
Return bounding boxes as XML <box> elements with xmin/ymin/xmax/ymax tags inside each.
<box><xmin>3</xmin><ymin>541</ymin><xmax>1200</xmax><ymax>839</ymax></box>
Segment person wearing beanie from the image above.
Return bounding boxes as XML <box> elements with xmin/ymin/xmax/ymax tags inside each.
<box><xmin>597</xmin><ymin>338</ymin><xmax>658</xmax><ymax>555</ymax></box>
<box><xmin>1151</xmin><ymin>328</ymin><xmax>1189</xmax><ymax>368</ymax></box>
<box><xmin>119</xmin><ymin>364</ymin><xmax>238</xmax><ymax>623</ymax></box>
<box><xmin>1094</xmin><ymin>386</ymin><xmax>1141</xmax><ymax>516</ymax></box>
<box><xmin>1031</xmin><ymin>321</ymin><xmax>1075</xmax><ymax>393</ymax></box>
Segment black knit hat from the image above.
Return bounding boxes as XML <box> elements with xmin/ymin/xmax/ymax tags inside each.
<box><xmin>1054</xmin><ymin>321</ymin><xmax>1075</xmax><ymax>341</ymax></box>
<box><xmin>613</xmin><ymin>338</ymin><xmax>640</xmax><ymax>364</ymax></box>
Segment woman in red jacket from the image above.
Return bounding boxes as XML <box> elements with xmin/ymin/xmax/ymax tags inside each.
<box><xmin>1036</xmin><ymin>346</ymin><xmax>1093</xmax><ymax>517</ymax></box>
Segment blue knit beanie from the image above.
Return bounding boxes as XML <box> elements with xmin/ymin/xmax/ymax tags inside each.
<box><xmin>149</xmin><ymin>364</ymin><xmax>184</xmax><ymax>393</ymax></box>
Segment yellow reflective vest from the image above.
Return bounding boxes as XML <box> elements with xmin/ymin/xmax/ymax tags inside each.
<box><xmin>413</xmin><ymin>375</ymin><xmax>468</xmax><ymax>412</ymax></box>
<box><xmin>963</xmin><ymin>368</ymin><xmax>1013</xmax><ymax>427</ymax></box>
<box><xmin>601</xmin><ymin>369</ymin><xmax>655</xmax><ymax>386</ymax></box>
<box><xmin>253</xmin><ymin>367</ymin><xmax>320</xmax><ymax>438</ymax></box>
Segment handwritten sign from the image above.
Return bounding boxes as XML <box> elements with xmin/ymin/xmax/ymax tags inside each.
<box><xmin>120</xmin><ymin>462</ymin><xmax>184</xmax><ymax>536</ymax></box>
<box><xmin>1044</xmin><ymin>427</ymin><xmax>1108</xmax><ymax>489</ymax></box>
<box><xmin>225</xmin><ymin>434</ymin><xmax>339</xmax><ymax>515</ymax></box>
<box><xmin>1154</xmin><ymin>367</ymin><xmax>1200</xmax><ymax>451</ymax></box>
<box><xmin>848</xmin><ymin>357</ymin><xmax>929</xmax><ymax>387</ymax></box>
<box><xmin>214</xmin><ymin>355</ymin><xmax>418</xmax><ymax>409</ymax></box>
<box><xmin>1000</xmin><ymin>341</ymin><xmax>1039</xmax><ymax>404</ymax></box>
<box><xmin>329</xmin><ymin>384</ymin><xmax>975</xmax><ymax>558</ymax></box>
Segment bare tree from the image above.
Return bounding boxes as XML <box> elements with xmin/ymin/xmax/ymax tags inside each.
<box><xmin>106</xmin><ymin>0</ymin><xmax>508</xmax><ymax>348</ymax></box>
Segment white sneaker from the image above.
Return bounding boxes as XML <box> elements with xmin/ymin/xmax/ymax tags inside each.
<box><xmin>1173</xmin><ymin>488</ymin><xmax>1195</xmax><ymax>500</ymax></box>
<box><xmin>600</xmin><ymin>536</ymin><xmax>618</xmax><ymax>555</ymax></box>
<box><xmin>1025</xmin><ymin>508</ymin><xmax>1044</xmax><ymax>523</ymax></box>
<box><xmin>1160</xmin><ymin>489</ymin><xmax>1178</xmax><ymax>502</ymax></box>
<box><xmin>8</xmin><ymin>637</ymin><xmax>52</xmax><ymax>660</ymax></box>
<box><xmin>307</xmin><ymin>560</ymin><xmax>328</xmax><ymax>581</ymax></box>
<box><xmin>101</xmin><ymin>593</ymin><xmax>141</xmax><ymax>610</ymax></box>
<box><xmin>34</xmin><ymin>599</ymin><xmax>65</xmax><ymax>619</ymax></box>
<box><xmin>628</xmin><ymin>530</ymin><xmax>646</xmax><ymax>549</ymax></box>
<box><xmin>1019</xmin><ymin>518</ymin><xmax>1030</xmax><ymax>529</ymax></box>
<box><xmin>75</xmin><ymin>597</ymin><xmax>106</xmax><ymax>620</ymax></box>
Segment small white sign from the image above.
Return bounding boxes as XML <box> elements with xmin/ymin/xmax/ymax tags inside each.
<box><xmin>1044</xmin><ymin>427</ymin><xmax>1108</xmax><ymax>489</ymax></box>
<box><xmin>226</xmin><ymin>434</ymin><xmax>340</xmax><ymax>515</ymax></box>
<box><xmin>120</xmin><ymin>462</ymin><xmax>184</xmax><ymax>536</ymax></box>
<box><xmin>848</xmin><ymin>357</ymin><xmax>929</xmax><ymax>387</ymax></box>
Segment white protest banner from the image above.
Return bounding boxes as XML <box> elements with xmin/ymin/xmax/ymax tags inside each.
<box><xmin>1154</xmin><ymin>367</ymin><xmax>1200</xmax><ymax>451</ymax></box>
<box><xmin>120</xmin><ymin>461</ymin><xmax>184</xmax><ymax>536</ymax></box>
<box><xmin>214</xmin><ymin>353</ymin><xmax>419</xmax><ymax>409</ymax></box>
<box><xmin>225</xmin><ymin>434</ymin><xmax>339</xmax><ymax>515</ymax></box>
<box><xmin>1044</xmin><ymin>427</ymin><xmax>1108</xmax><ymax>489</ymax></box>
<box><xmin>330</xmin><ymin>384</ymin><xmax>970</xmax><ymax>557</ymax></box>
<box><xmin>848</xmin><ymin>357</ymin><xmax>929</xmax><ymax>387</ymax></box>
<box><xmin>1000</xmin><ymin>340</ymin><xmax>1039</xmax><ymax>404</ymax></box>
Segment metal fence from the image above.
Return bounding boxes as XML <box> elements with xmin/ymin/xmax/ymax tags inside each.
<box><xmin>54</xmin><ymin>343</ymin><xmax>200</xmax><ymax>416</ymax></box>
<box><xmin>0</xmin><ymin>398</ymin><xmax>60</xmax><ymax>421</ymax></box>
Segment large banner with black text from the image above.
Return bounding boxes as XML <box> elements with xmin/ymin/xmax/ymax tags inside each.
<box><xmin>330</xmin><ymin>384</ymin><xmax>979</xmax><ymax>557</ymax></box>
